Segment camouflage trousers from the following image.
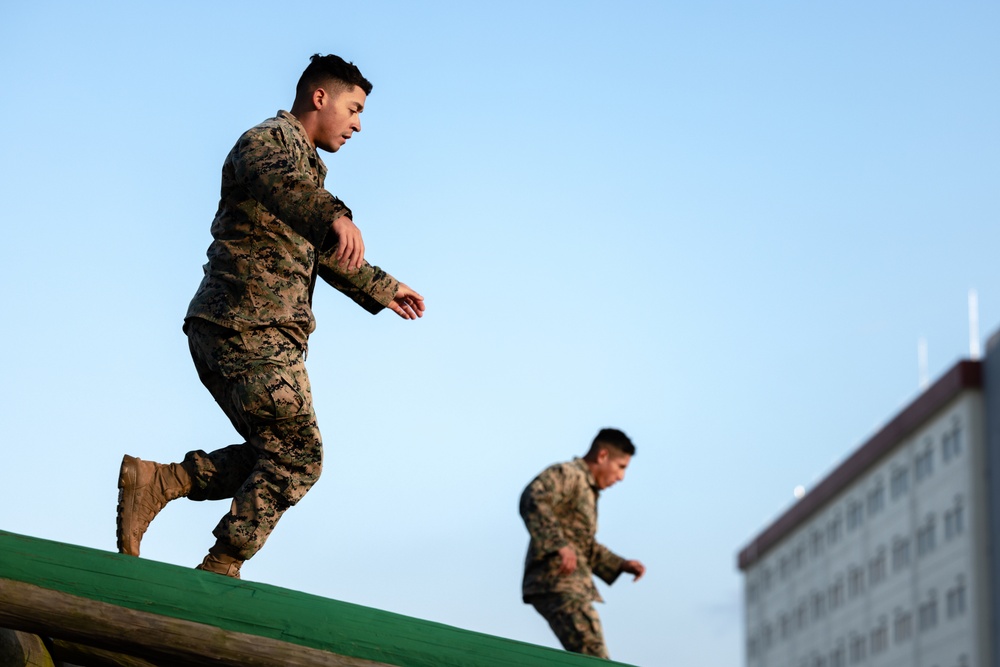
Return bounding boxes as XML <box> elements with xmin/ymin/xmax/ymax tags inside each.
<box><xmin>184</xmin><ymin>318</ymin><xmax>322</xmax><ymax>561</ymax></box>
<box><xmin>528</xmin><ymin>594</ymin><xmax>609</xmax><ymax>659</ymax></box>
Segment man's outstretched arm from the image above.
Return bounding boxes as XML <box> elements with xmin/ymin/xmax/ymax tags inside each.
<box><xmin>590</xmin><ymin>542</ymin><xmax>627</xmax><ymax>585</ymax></box>
<box><xmin>592</xmin><ymin>549</ymin><xmax>645</xmax><ymax>584</ymax></box>
<box><xmin>317</xmin><ymin>244</ymin><xmax>425</xmax><ymax>319</ymax></box>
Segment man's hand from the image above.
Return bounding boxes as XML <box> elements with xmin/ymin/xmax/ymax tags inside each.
<box><xmin>388</xmin><ymin>283</ymin><xmax>425</xmax><ymax>320</ymax></box>
<box><xmin>622</xmin><ymin>559</ymin><xmax>646</xmax><ymax>582</ymax></box>
<box><xmin>332</xmin><ymin>215</ymin><xmax>365</xmax><ymax>271</ymax></box>
<box><xmin>557</xmin><ymin>546</ymin><xmax>578</xmax><ymax>575</ymax></box>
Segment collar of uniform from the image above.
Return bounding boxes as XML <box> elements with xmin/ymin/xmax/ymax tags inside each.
<box><xmin>572</xmin><ymin>457</ymin><xmax>600</xmax><ymax>494</ymax></box>
<box><xmin>275</xmin><ymin>110</ymin><xmax>328</xmax><ymax>179</ymax></box>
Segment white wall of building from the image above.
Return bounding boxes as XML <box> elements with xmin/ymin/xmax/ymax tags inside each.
<box><xmin>743</xmin><ymin>388</ymin><xmax>990</xmax><ymax>667</ymax></box>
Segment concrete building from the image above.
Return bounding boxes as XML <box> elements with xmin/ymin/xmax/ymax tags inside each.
<box><xmin>738</xmin><ymin>333</ymin><xmax>1000</xmax><ymax>667</ymax></box>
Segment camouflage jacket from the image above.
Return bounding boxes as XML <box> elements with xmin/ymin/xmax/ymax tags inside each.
<box><xmin>186</xmin><ymin>111</ymin><xmax>398</xmax><ymax>340</ymax></box>
<box><xmin>520</xmin><ymin>458</ymin><xmax>625</xmax><ymax>603</ymax></box>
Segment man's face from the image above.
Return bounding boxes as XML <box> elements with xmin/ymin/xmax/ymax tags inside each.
<box><xmin>314</xmin><ymin>84</ymin><xmax>366</xmax><ymax>153</ymax></box>
<box><xmin>593</xmin><ymin>450</ymin><xmax>631</xmax><ymax>490</ymax></box>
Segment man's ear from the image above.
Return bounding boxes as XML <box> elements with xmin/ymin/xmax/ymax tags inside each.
<box><xmin>311</xmin><ymin>87</ymin><xmax>328</xmax><ymax>111</ymax></box>
<box><xmin>596</xmin><ymin>448</ymin><xmax>609</xmax><ymax>464</ymax></box>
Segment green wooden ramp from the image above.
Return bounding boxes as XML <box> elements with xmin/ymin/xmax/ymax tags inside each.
<box><xmin>0</xmin><ymin>530</ymin><xmax>637</xmax><ymax>667</ymax></box>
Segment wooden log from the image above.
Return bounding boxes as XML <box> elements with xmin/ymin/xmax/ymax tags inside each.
<box><xmin>0</xmin><ymin>628</ymin><xmax>55</xmax><ymax>667</ymax></box>
<box><xmin>0</xmin><ymin>580</ymin><xmax>387</xmax><ymax>667</ymax></box>
<box><xmin>0</xmin><ymin>530</ymin><xmax>628</xmax><ymax>667</ymax></box>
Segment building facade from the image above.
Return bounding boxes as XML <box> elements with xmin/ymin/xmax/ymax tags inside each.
<box><xmin>738</xmin><ymin>343</ymin><xmax>1000</xmax><ymax>667</ymax></box>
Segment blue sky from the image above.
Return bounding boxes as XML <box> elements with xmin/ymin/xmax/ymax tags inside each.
<box><xmin>2</xmin><ymin>2</ymin><xmax>998</xmax><ymax>665</ymax></box>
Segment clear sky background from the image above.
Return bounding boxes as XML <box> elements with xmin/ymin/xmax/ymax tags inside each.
<box><xmin>2</xmin><ymin>2</ymin><xmax>998</xmax><ymax>666</ymax></box>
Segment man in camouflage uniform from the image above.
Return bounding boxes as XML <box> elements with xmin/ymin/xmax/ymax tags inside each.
<box><xmin>116</xmin><ymin>54</ymin><xmax>425</xmax><ymax>577</ymax></box>
<box><xmin>520</xmin><ymin>428</ymin><xmax>646</xmax><ymax>659</ymax></box>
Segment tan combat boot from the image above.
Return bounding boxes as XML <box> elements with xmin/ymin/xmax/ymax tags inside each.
<box><xmin>196</xmin><ymin>540</ymin><xmax>244</xmax><ymax>578</ymax></box>
<box><xmin>116</xmin><ymin>455</ymin><xmax>193</xmax><ymax>557</ymax></box>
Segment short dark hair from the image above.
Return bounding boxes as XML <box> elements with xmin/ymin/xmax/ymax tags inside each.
<box><xmin>295</xmin><ymin>53</ymin><xmax>373</xmax><ymax>102</ymax></box>
<box><xmin>584</xmin><ymin>428</ymin><xmax>635</xmax><ymax>460</ymax></box>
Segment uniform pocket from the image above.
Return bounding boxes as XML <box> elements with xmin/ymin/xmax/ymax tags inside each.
<box><xmin>233</xmin><ymin>366</ymin><xmax>309</xmax><ymax>423</ymax></box>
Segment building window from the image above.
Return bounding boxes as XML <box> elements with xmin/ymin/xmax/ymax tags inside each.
<box><xmin>761</xmin><ymin>567</ymin><xmax>772</xmax><ymax>591</ymax></box>
<box><xmin>916</xmin><ymin>445</ymin><xmax>934</xmax><ymax>482</ymax></box>
<box><xmin>811</xmin><ymin>591</ymin><xmax>827</xmax><ymax>620</ymax></box>
<box><xmin>945</xmin><ymin>497</ymin><xmax>965</xmax><ymax>540</ymax></box>
<box><xmin>868</xmin><ymin>549</ymin><xmax>886</xmax><ymax>587</ymax></box>
<box><xmin>849</xmin><ymin>634</ymin><xmax>867</xmax><ymax>664</ymax></box>
<box><xmin>894</xmin><ymin>609</ymin><xmax>913</xmax><ymax>643</ymax></box>
<box><xmin>811</xmin><ymin>529</ymin><xmax>824</xmax><ymax>557</ymax></box>
<box><xmin>947</xmin><ymin>576</ymin><xmax>967</xmax><ymax>618</ymax></box>
<box><xmin>866</xmin><ymin>481</ymin><xmax>885</xmax><ymax>516</ymax></box>
<box><xmin>870</xmin><ymin>617</ymin><xmax>888</xmax><ymax>655</ymax></box>
<box><xmin>780</xmin><ymin>613</ymin><xmax>792</xmax><ymax>639</ymax></box>
<box><xmin>848</xmin><ymin>566</ymin><xmax>866</xmax><ymax>599</ymax></box>
<box><xmin>918</xmin><ymin>591</ymin><xmax>938</xmax><ymax>632</ymax></box>
<box><xmin>762</xmin><ymin>622</ymin><xmax>773</xmax><ymax>649</ymax></box>
<box><xmin>780</xmin><ymin>554</ymin><xmax>791</xmax><ymax>580</ymax></box>
<box><xmin>827</xmin><ymin>514</ymin><xmax>843</xmax><ymax>544</ymax></box>
<box><xmin>829</xmin><ymin>577</ymin><xmax>845</xmax><ymax>610</ymax></box>
<box><xmin>830</xmin><ymin>642</ymin><xmax>845</xmax><ymax>667</ymax></box>
<box><xmin>892</xmin><ymin>537</ymin><xmax>911</xmax><ymax>572</ymax></box>
<box><xmin>942</xmin><ymin>420</ymin><xmax>962</xmax><ymax>462</ymax></box>
<box><xmin>796</xmin><ymin>600</ymin><xmax>808</xmax><ymax>631</ymax></box>
<box><xmin>891</xmin><ymin>467</ymin><xmax>909</xmax><ymax>499</ymax></box>
<box><xmin>830</xmin><ymin>640</ymin><xmax>845</xmax><ymax>667</ymax></box>
<box><xmin>917</xmin><ymin>517</ymin><xmax>937</xmax><ymax>557</ymax></box>
<box><xmin>847</xmin><ymin>500</ymin><xmax>864</xmax><ymax>531</ymax></box>
<box><xmin>811</xmin><ymin>654</ymin><xmax>827</xmax><ymax>667</ymax></box>
<box><xmin>794</xmin><ymin>542</ymin><xmax>806</xmax><ymax>569</ymax></box>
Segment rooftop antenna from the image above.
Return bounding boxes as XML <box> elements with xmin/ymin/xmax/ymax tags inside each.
<box><xmin>918</xmin><ymin>337</ymin><xmax>929</xmax><ymax>390</ymax></box>
<box><xmin>969</xmin><ymin>288</ymin><xmax>981</xmax><ymax>360</ymax></box>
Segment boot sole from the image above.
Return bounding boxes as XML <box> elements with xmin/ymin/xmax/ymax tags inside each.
<box><xmin>116</xmin><ymin>455</ymin><xmax>139</xmax><ymax>555</ymax></box>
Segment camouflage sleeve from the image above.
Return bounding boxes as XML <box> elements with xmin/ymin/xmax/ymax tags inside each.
<box><xmin>519</xmin><ymin>467</ymin><xmax>570</xmax><ymax>555</ymax></box>
<box><xmin>317</xmin><ymin>247</ymin><xmax>399</xmax><ymax>315</ymax></box>
<box><xmin>232</xmin><ymin>125</ymin><xmax>351</xmax><ymax>249</ymax></box>
<box><xmin>590</xmin><ymin>542</ymin><xmax>626</xmax><ymax>586</ymax></box>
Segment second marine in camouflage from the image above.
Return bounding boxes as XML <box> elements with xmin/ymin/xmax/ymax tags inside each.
<box><xmin>520</xmin><ymin>428</ymin><xmax>646</xmax><ymax>659</ymax></box>
<box><xmin>116</xmin><ymin>54</ymin><xmax>424</xmax><ymax>577</ymax></box>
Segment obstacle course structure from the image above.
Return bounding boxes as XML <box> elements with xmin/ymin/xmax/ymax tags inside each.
<box><xmin>0</xmin><ymin>530</ymin><xmax>635</xmax><ymax>666</ymax></box>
